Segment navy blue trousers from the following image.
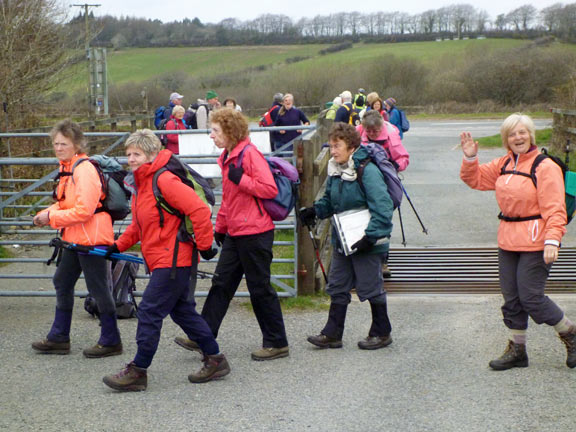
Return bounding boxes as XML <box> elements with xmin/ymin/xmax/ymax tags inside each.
<box><xmin>202</xmin><ymin>230</ymin><xmax>288</xmax><ymax>348</ymax></box>
<box><xmin>134</xmin><ymin>267</ymin><xmax>218</xmax><ymax>368</ymax></box>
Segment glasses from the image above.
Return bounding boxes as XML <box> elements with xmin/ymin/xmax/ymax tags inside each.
<box><xmin>366</xmin><ymin>128</ymin><xmax>382</xmax><ymax>135</ymax></box>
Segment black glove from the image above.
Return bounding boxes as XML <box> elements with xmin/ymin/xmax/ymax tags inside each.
<box><xmin>104</xmin><ymin>243</ymin><xmax>119</xmax><ymax>259</ymax></box>
<box><xmin>214</xmin><ymin>232</ymin><xmax>226</xmax><ymax>247</ymax></box>
<box><xmin>299</xmin><ymin>207</ymin><xmax>316</xmax><ymax>227</ymax></box>
<box><xmin>228</xmin><ymin>163</ymin><xmax>244</xmax><ymax>185</ymax></box>
<box><xmin>351</xmin><ymin>236</ymin><xmax>375</xmax><ymax>253</ymax></box>
<box><xmin>199</xmin><ymin>247</ymin><xmax>218</xmax><ymax>261</ymax></box>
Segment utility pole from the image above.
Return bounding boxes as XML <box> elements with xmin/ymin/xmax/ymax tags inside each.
<box><xmin>71</xmin><ymin>4</ymin><xmax>101</xmax><ymax>116</ymax></box>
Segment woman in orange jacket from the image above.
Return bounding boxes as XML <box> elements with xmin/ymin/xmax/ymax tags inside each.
<box><xmin>460</xmin><ymin>113</ymin><xmax>576</xmax><ymax>370</ymax></box>
<box><xmin>31</xmin><ymin>119</ymin><xmax>122</xmax><ymax>358</ymax></box>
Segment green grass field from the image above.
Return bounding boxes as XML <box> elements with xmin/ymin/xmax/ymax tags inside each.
<box><xmin>63</xmin><ymin>38</ymin><xmax>569</xmax><ymax>92</ymax></box>
<box><xmin>477</xmin><ymin>129</ymin><xmax>553</xmax><ymax>148</ymax></box>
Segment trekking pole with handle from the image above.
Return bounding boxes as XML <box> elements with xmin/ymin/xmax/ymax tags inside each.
<box><xmin>296</xmin><ymin>207</ymin><xmax>328</xmax><ymax>283</ymax></box>
<box><xmin>400</xmin><ymin>183</ymin><xmax>428</xmax><ymax>235</ymax></box>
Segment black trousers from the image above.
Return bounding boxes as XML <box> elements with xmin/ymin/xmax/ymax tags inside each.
<box><xmin>202</xmin><ymin>230</ymin><xmax>288</xmax><ymax>348</ymax></box>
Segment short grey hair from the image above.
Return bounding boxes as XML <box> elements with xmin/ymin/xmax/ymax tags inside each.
<box><xmin>273</xmin><ymin>92</ymin><xmax>284</xmax><ymax>103</ymax></box>
<box><xmin>362</xmin><ymin>110</ymin><xmax>384</xmax><ymax>129</ymax></box>
<box><xmin>125</xmin><ymin>129</ymin><xmax>162</xmax><ymax>156</ymax></box>
<box><xmin>500</xmin><ymin>113</ymin><xmax>536</xmax><ymax>150</ymax></box>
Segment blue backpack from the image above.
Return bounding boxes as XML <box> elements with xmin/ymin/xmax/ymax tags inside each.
<box><xmin>357</xmin><ymin>142</ymin><xmax>403</xmax><ymax>209</ymax></box>
<box><xmin>154</xmin><ymin>106</ymin><xmax>168</xmax><ymax>129</ymax></box>
<box><xmin>396</xmin><ymin>108</ymin><xmax>410</xmax><ymax>132</ymax></box>
<box><xmin>237</xmin><ymin>144</ymin><xmax>300</xmax><ymax>221</ymax></box>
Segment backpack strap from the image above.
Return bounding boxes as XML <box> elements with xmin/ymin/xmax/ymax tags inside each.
<box><xmin>356</xmin><ymin>158</ymin><xmax>371</xmax><ymax>194</ymax></box>
<box><xmin>498</xmin><ymin>155</ymin><xmax>543</xmax><ymax>222</ymax></box>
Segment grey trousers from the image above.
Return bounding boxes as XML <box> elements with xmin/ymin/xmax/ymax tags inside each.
<box><xmin>327</xmin><ymin>248</ymin><xmax>387</xmax><ymax>305</ymax></box>
<box><xmin>498</xmin><ymin>248</ymin><xmax>564</xmax><ymax>330</ymax></box>
<box><xmin>52</xmin><ymin>248</ymin><xmax>115</xmax><ymax>314</ymax></box>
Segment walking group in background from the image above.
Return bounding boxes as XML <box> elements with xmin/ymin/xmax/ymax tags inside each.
<box><xmin>30</xmin><ymin>97</ymin><xmax>576</xmax><ymax>394</ymax></box>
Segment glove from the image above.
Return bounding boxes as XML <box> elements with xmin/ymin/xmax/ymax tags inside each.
<box><xmin>299</xmin><ymin>207</ymin><xmax>316</xmax><ymax>227</ymax></box>
<box><xmin>214</xmin><ymin>232</ymin><xmax>226</xmax><ymax>247</ymax></box>
<box><xmin>199</xmin><ymin>247</ymin><xmax>218</xmax><ymax>261</ymax></box>
<box><xmin>228</xmin><ymin>163</ymin><xmax>244</xmax><ymax>185</ymax></box>
<box><xmin>351</xmin><ymin>236</ymin><xmax>375</xmax><ymax>253</ymax></box>
<box><xmin>104</xmin><ymin>243</ymin><xmax>119</xmax><ymax>259</ymax></box>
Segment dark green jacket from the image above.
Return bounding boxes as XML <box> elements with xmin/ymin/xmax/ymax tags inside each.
<box><xmin>314</xmin><ymin>146</ymin><xmax>394</xmax><ymax>255</ymax></box>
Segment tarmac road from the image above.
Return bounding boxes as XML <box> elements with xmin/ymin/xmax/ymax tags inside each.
<box><xmin>1</xmin><ymin>119</ymin><xmax>575</xmax><ymax>432</ymax></box>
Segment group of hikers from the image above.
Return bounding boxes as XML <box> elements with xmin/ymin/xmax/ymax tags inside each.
<box><xmin>29</xmin><ymin>91</ymin><xmax>576</xmax><ymax>393</ymax></box>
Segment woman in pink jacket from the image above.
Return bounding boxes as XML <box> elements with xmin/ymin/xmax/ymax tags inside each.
<box><xmin>460</xmin><ymin>113</ymin><xmax>576</xmax><ymax>370</ymax></box>
<box><xmin>175</xmin><ymin>108</ymin><xmax>289</xmax><ymax>361</ymax></box>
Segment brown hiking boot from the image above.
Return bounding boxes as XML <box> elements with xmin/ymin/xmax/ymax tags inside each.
<box><xmin>174</xmin><ymin>336</ymin><xmax>202</xmax><ymax>353</ymax></box>
<box><xmin>188</xmin><ymin>354</ymin><xmax>231</xmax><ymax>383</ymax></box>
<box><xmin>307</xmin><ymin>334</ymin><xmax>343</xmax><ymax>349</ymax></box>
<box><xmin>558</xmin><ymin>325</ymin><xmax>576</xmax><ymax>368</ymax></box>
<box><xmin>358</xmin><ymin>335</ymin><xmax>393</xmax><ymax>350</ymax></box>
<box><xmin>83</xmin><ymin>343</ymin><xmax>123</xmax><ymax>358</ymax></box>
<box><xmin>103</xmin><ymin>362</ymin><xmax>147</xmax><ymax>392</ymax></box>
<box><xmin>31</xmin><ymin>339</ymin><xmax>70</xmax><ymax>355</ymax></box>
<box><xmin>489</xmin><ymin>340</ymin><xmax>529</xmax><ymax>371</ymax></box>
<box><xmin>251</xmin><ymin>346</ymin><xmax>289</xmax><ymax>361</ymax></box>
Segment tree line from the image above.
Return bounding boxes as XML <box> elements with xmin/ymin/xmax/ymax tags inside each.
<box><xmin>83</xmin><ymin>3</ymin><xmax>576</xmax><ymax>48</ymax></box>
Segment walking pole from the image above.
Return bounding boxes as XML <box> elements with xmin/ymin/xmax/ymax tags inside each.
<box><xmin>397</xmin><ymin>205</ymin><xmax>407</xmax><ymax>247</ymax></box>
<box><xmin>296</xmin><ymin>208</ymin><xmax>328</xmax><ymax>283</ymax></box>
<box><xmin>400</xmin><ymin>183</ymin><xmax>429</xmax><ymax>234</ymax></box>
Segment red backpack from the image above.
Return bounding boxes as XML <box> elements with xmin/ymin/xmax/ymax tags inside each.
<box><xmin>259</xmin><ymin>105</ymin><xmax>281</xmax><ymax>127</ymax></box>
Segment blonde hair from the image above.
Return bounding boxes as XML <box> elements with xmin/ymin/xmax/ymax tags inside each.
<box><xmin>125</xmin><ymin>129</ymin><xmax>162</xmax><ymax>156</ymax></box>
<box><xmin>366</xmin><ymin>92</ymin><xmax>380</xmax><ymax>106</ymax></box>
<box><xmin>500</xmin><ymin>113</ymin><xmax>536</xmax><ymax>150</ymax></box>
<box><xmin>172</xmin><ymin>105</ymin><xmax>185</xmax><ymax>116</ymax></box>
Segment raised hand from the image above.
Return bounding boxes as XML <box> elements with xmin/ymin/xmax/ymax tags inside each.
<box><xmin>460</xmin><ymin>132</ymin><xmax>478</xmax><ymax>158</ymax></box>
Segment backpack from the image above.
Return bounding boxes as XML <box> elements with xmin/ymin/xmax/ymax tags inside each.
<box><xmin>395</xmin><ymin>108</ymin><xmax>410</xmax><ymax>132</ymax></box>
<box><xmin>54</xmin><ymin>156</ymin><xmax>131</xmax><ymax>221</ymax></box>
<box><xmin>500</xmin><ymin>148</ymin><xmax>576</xmax><ymax>224</ymax></box>
<box><xmin>84</xmin><ymin>257</ymin><xmax>139</xmax><ymax>319</ymax></box>
<box><xmin>343</xmin><ymin>103</ymin><xmax>361</xmax><ymax>126</ymax></box>
<box><xmin>237</xmin><ymin>144</ymin><xmax>300</xmax><ymax>221</ymax></box>
<box><xmin>152</xmin><ymin>154</ymin><xmax>215</xmax><ymax>242</ymax></box>
<box><xmin>357</xmin><ymin>142</ymin><xmax>403</xmax><ymax>209</ymax></box>
<box><xmin>154</xmin><ymin>106</ymin><xmax>169</xmax><ymax>129</ymax></box>
<box><xmin>259</xmin><ymin>105</ymin><xmax>281</xmax><ymax>127</ymax></box>
<box><xmin>183</xmin><ymin>109</ymin><xmax>198</xmax><ymax>129</ymax></box>
<box><xmin>158</xmin><ymin>117</ymin><xmax>175</xmax><ymax>146</ymax></box>
<box><xmin>354</xmin><ymin>94</ymin><xmax>366</xmax><ymax>109</ymax></box>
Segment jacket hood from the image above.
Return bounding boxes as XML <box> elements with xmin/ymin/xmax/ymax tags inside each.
<box><xmin>133</xmin><ymin>149</ymin><xmax>173</xmax><ymax>184</ymax></box>
<box><xmin>352</xmin><ymin>145</ymin><xmax>370</xmax><ymax>165</ymax></box>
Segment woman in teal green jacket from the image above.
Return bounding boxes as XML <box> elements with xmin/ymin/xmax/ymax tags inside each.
<box><xmin>299</xmin><ymin>122</ymin><xmax>394</xmax><ymax>350</ymax></box>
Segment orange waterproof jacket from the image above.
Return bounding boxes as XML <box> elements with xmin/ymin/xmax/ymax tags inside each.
<box><xmin>41</xmin><ymin>153</ymin><xmax>114</xmax><ymax>246</ymax></box>
<box><xmin>460</xmin><ymin>147</ymin><xmax>566</xmax><ymax>251</ymax></box>
<box><xmin>116</xmin><ymin>149</ymin><xmax>213</xmax><ymax>272</ymax></box>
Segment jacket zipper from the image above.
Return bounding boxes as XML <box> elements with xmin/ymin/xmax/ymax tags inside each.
<box><xmin>254</xmin><ymin>197</ymin><xmax>263</xmax><ymax>216</ymax></box>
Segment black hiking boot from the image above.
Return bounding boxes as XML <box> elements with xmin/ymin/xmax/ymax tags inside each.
<box><xmin>489</xmin><ymin>340</ymin><xmax>529</xmax><ymax>371</ymax></box>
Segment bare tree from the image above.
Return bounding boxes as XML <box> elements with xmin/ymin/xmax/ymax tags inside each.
<box><xmin>507</xmin><ymin>4</ymin><xmax>537</xmax><ymax>31</ymax></box>
<box><xmin>540</xmin><ymin>3</ymin><xmax>564</xmax><ymax>32</ymax></box>
<box><xmin>0</xmin><ymin>0</ymin><xmax>77</xmax><ymax>128</ymax></box>
<box><xmin>420</xmin><ymin>10</ymin><xmax>437</xmax><ymax>33</ymax></box>
<box><xmin>450</xmin><ymin>4</ymin><xmax>476</xmax><ymax>38</ymax></box>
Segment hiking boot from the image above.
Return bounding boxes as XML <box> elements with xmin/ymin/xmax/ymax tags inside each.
<box><xmin>558</xmin><ymin>325</ymin><xmax>576</xmax><ymax>369</ymax></box>
<box><xmin>188</xmin><ymin>354</ymin><xmax>231</xmax><ymax>383</ymax></box>
<box><xmin>307</xmin><ymin>334</ymin><xmax>343</xmax><ymax>349</ymax></box>
<box><xmin>489</xmin><ymin>340</ymin><xmax>529</xmax><ymax>371</ymax></box>
<box><xmin>174</xmin><ymin>336</ymin><xmax>202</xmax><ymax>353</ymax></box>
<box><xmin>83</xmin><ymin>343</ymin><xmax>123</xmax><ymax>358</ymax></box>
<box><xmin>358</xmin><ymin>335</ymin><xmax>393</xmax><ymax>350</ymax></box>
<box><xmin>251</xmin><ymin>346</ymin><xmax>289</xmax><ymax>361</ymax></box>
<box><xmin>382</xmin><ymin>263</ymin><xmax>392</xmax><ymax>278</ymax></box>
<box><xmin>103</xmin><ymin>362</ymin><xmax>147</xmax><ymax>392</ymax></box>
<box><xmin>31</xmin><ymin>339</ymin><xmax>70</xmax><ymax>355</ymax></box>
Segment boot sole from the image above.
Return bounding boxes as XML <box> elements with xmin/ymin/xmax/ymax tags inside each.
<box><xmin>83</xmin><ymin>349</ymin><xmax>123</xmax><ymax>359</ymax></box>
<box><xmin>306</xmin><ymin>337</ymin><xmax>343</xmax><ymax>349</ymax></box>
<box><xmin>102</xmin><ymin>377</ymin><xmax>146</xmax><ymax>392</ymax></box>
<box><xmin>489</xmin><ymin>360</ymin><xmax>529</xmax><ymax>371</ymax></box>
<box><xmin>32</xmin><ymin>348</ymin><xmax>70</xmax><ymax>355</ymax></box>
<box><xmin>188</xmin><ymin>368</ymin><xmax>231</xmax><ymax>383</ymax></box>
<box><xmin>174</xmin><ymin>338</ymin><xmax>203</xmax><ymax>353</ymax></box>
<box><xmin>251</xmin><ymin>351</ymin><xmax>289</xmax><ymax>361</ymax></box>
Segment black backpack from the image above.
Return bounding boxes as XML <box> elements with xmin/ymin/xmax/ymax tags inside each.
<box><xmin>84</xmin><ymin>257</ymin><xmax>140</xmax><ymax>319</ymax></box>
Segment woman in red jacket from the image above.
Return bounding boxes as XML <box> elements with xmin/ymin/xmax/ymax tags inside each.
<box><xmin>31</xmin><ymin>119</ymin><xmax>121</xmax><ymax>358</ymax></box>
<box><xmin>103</xmin><ymin>129</ymin><xmax>229</xmax><ymax>392</ymax></box>
<box><xmin>164</xmin><ymin>105</ymin><xmax>187</xmax><ymax>155</ymax></box>
<box><xmin>460</xmin><ymin>113</ymin><xmax>576</xmax><ymax>370</ymax></box>
<box><xmin>175</xmin><ymin>108</ymin><xmax>290</xmax><ymax>361</ymax></box>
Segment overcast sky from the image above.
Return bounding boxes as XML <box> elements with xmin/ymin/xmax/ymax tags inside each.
<box><xmin>65</xmin><ymin>1</ymin><xmax>565</xmax><ymax>24</ymax></box>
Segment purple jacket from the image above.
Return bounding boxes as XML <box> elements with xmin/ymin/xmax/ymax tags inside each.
<box><xmin>272</xmin><ymin>108</ymin><xmax>310</xmax><ymax>144</ymax></box>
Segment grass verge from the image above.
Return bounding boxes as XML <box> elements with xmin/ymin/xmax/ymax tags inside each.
<box><xmin>477</xmin><ymin>128</ymin><xmax>553</xmax><ymax>148</ymax></box>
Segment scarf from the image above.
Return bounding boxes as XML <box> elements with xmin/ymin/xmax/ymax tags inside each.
<box><xmin>327</xmin><ymin>152</ymin><xmax>357</xmax><ymax>181</ymax></box>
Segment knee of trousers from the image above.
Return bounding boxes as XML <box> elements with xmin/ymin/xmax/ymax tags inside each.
<box><xmin>329</xmin><ymin>293</ymin><xmax>351</xmax><ymax>305</ymax></box>
<box><xmin>519</xmin><ymin>295</ymin><xmax>561</xmax><ymax>325</ymax></box>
